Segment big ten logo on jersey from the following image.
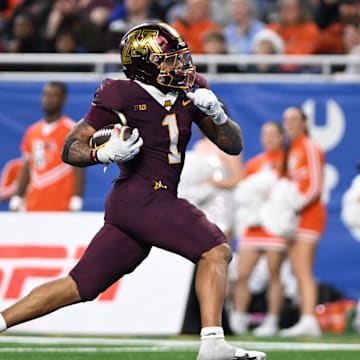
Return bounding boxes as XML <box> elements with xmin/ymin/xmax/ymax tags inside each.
<box><xmin>0</xmin><ymin>245</ymin><xmax>121</xmax><ymax>301</ymax></box>
<box><xmin>134</xmin><ymin>103</ymin><xmax>147</xmax><ymax>111</ymax></box>
<box><xmin>302</xmin><ymin>99</ymin><xmax>345</xmax><ymax>204</ymax></box>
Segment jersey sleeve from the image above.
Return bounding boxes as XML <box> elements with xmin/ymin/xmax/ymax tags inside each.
<box><xmin>84</xmin><ymin>78</ymin><xmax>126</xmax><ymax>130</ymax></box>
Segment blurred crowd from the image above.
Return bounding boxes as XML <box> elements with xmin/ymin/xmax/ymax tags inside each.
<box><xmin>0</xmin><ymin>0</ymin><xmax>360</xmax><ymax>73</ymax></box>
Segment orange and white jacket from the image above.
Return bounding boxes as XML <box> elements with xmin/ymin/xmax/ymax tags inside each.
<box><xmin>287</xmin><ymin>134</ymin><xmax>325</xmax><ymax>210</ymax></box>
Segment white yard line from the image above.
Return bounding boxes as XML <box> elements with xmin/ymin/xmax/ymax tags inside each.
<box><xmin>0</xmin><ymin>336</ymin><xmax>360</xmax><ymax>352</ymax></box>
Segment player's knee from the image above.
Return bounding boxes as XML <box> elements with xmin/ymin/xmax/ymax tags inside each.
<box><xmin>201</xmin><ymin>243</ymin><xmax>232</xmax><ymax>265</ymax></box>
<box><xmin>70</xmin><ymin>273</ymin><xmax>103</xmax><ymax>302</ymax></box>
<box><xmin>78</xmin><ymin>287</ymin><xmax>101</xmax><ymax>302</ymax></box>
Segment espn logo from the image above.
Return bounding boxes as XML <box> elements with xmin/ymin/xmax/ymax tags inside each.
<box><xmin>0</xmin><ymin>245</ymin><xmax>121</xmax><ymax>301</ymax></box>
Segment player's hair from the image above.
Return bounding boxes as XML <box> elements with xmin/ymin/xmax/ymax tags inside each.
<box><xmin>47</xmin><ymin>81</ymin><xmax>68</xmax><ymax>96</ymax></box>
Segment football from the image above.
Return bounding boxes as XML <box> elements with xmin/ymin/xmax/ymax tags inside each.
<box><xmin>89</xmin><ymin>124</ymin><xmax>132</xmax><ymax>149</ymax></box>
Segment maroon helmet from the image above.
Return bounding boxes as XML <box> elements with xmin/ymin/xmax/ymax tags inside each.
<box><xmin>119</xmin><ymin>22</ymin><xmax>196</xmax><ymax>90</ymax></box>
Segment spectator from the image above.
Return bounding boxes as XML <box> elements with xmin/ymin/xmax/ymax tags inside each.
<box><xmin>45</xmin><ymin>0</ymin><xmax>105</xmax><ymax>52</ymax></box>
<box><xmin>5</xmin><ymin>11</ymin><xmax>48</xmax><ymax>52</ymax></box>
<box><xmin>230</xmin><ymin>121</ymin><xmax>287</xmax><ymax>336</ymax></box>
<box><xmin>0</xmin><ymin>0</ymin><xmax>52</xmax><ymax>41</ymax></box>
<box><xmin>203</xmin><ymin>30</ymin><xmax>228</xmax><ymax>55</ymax></box>
<box><xmin>342</xmin><ymin>23</ymin><xmax>360</xmax><ymax>73</ymax></box>
<box><xmin>172</xmin><ymin>0</ymin><xmax>221</xmax><ymax>54</ymax></box>
<box><xmin>315</xmin><ymin>0</ymin><xmax>340</xmax><ymax>30</ymax></box>
<box><xmin>223</xmin><ymin>0</ymin><xmax>265</xmax><ymax>55</ymax></box>
<box><xmin>0</xmin><ymin>0</ymin><xmax>22</xmax><ymax>20</ymax></box>
<box><xmin>79</xmin><ymin>0</ymin><xmax>116</xmax><ymax>28</ymax></box>
<box><xmin>256</xmin><ymin>0</ymin><xmax>279</xmax><ymax>23</ymax></box>
<box><xmin>315</xmin><ymin>0</ymin><xmax>360</xmax><ymax>54</ymax></box>
<box><xmin>108</xmin><ymin>0</ymin><xmax>157</xmax><ymax>50</ymax></box>
<box><xmin>43</xmin><ymin>31</ymin><xmax>95</xmax><ymax>71</ymax></box>
<box><xmin>247</xmin><ymin>28</ymin><xmax>285</xmax><ymax>73</ymax></box>
<box><xmin>9</xmin><ymin>81</ymin><xmax>85</xmax><ymax>212</ymax></box>
<box><xmin>268</xmin><ymin>0</ymin><xmax>320</xmax><ymax>55</ymax></box>
<box><xmin>54</xmin><ymin>30</ymin><xmax>83</xmax><ymax>53</ymax></box>
<box><xmin>279</xmin><ymin>107</ymin><xmax>326</xmax><ymax>337</ymax></box>
<box><xmin>201</xmin><ymin>29</ymin><xmax>242</xmax><ymax>73</ymax></box>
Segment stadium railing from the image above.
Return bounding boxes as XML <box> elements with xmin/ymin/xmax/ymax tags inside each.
<box><xmin>0</xmin><ymin>53</ymin><xmax>360</xmax><ymax>82</ymax></box>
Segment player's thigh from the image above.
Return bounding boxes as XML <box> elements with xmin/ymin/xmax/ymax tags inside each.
<box><xmin>70</xmin><ymin>223</ymin><xmax>151</xmax><ymax>300</ymax></box>
<box><xmin>148</xmin><ymin>196</ymin><xmax>227</xmax><ymax>263</ymax></box>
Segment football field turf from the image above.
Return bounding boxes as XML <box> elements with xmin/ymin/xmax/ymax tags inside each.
<box><xmin>1</xmin><ymin>334</ymin><xmax>360</xmax><ymax>360</ymax></box>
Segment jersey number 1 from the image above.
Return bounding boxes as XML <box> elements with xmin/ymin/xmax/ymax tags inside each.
<box><xmin>162</xmin><ymin>114</ymin><xmax>181</xmax><ymax>164</ymax></box>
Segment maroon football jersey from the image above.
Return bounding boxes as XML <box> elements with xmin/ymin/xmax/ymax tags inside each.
<box><xmin>84</xmin><ymin>76</ymin><xmax>208</xmax><ymax>192</ymax></box>
<box><xmin>70</xmin><ymin>75</ymin><xmax>228</xmax><ymax>296</ymax></box>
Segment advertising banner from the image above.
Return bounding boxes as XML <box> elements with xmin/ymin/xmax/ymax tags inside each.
<box><xmin>0</xmin><ymin>213</ymin><xmax>194</xmax><ymax>334</ymax></box>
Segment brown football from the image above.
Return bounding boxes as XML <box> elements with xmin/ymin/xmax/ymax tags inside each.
<box><xmin>89</xmin><ymin>124</ymin><xmax>132</xmax><ymax>149</ymax></box>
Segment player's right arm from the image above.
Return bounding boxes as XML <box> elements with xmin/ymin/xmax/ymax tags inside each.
<box><xmin>62</xmin><ymin>118</ymin><xmax>143</xmax><ymax>167</ymax></box>
<box><xmin>61</xmin><ymin>119</ymin><xmax>98</xmax><ymax>167</ymax></box>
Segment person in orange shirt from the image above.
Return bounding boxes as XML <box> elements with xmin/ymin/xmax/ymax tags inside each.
<box><xmin>9</xmin><ymin>81</ymin><xmax>85</xmax><ymax>211</ymax></box>
<box><xmin>315</xmin><ymin>0</ymin><xmax>360</xmax><ymax>55</ymax></box>
<box><xmin>279</xmin><ymin>107</ymin><xmax>326</xmax><ymax>337</ymax></box>
<box><xmin>268</xmin><ymin>0</ymin><xmax>320</xmax><ymax>55</ymax></box>
<box><xmin>230</xmin><ymin>121</ymin><xmax>287</xmax><ymax>336</ymax></box>
<box><xmin>171</xmin><ymin>0</ymin><xmax>222</xmax><ymax>54</ymax></box>
<box><xmin>267</xmin><ymin>0</ymin><xmax>320</xmax><ymax>72</ymax></box>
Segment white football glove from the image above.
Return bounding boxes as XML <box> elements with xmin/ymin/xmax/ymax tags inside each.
<box><xmin>96</xmin><ymin>125</ymin><xmax>143</xmax><ymax>164</ymax></box>
<box><xmin>187</xmin><ymin>88</ymin><xmax>227</xmax><ymax>125</ymax></box>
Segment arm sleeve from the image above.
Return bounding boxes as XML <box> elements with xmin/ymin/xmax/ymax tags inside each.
<box><xmin>83</xmin><ymin>79</ymin><xmax>125</xmax><ymax>130</ymax></box>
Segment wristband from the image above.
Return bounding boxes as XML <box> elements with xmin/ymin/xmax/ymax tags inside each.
<box><xmin>212</xmin><ymin>107</ymin><xmax>228</xmax><ymax>125</ymax></box>
<box><xmin>90</xmin><ymin>149</ymin><xmax>100</xmax><ymax>163</ymax></box>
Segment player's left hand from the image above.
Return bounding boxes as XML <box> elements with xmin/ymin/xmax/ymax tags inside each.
<box><xmin>187</xmin><ymin>88</ymin><xmax>227</xmax><ymax>125</ymax></box>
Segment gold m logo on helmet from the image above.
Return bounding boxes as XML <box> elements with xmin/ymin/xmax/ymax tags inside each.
<box><xmin>122</xmin><ymin>29</ymin><xmax>162</xmax><ymax>64</ymax></box>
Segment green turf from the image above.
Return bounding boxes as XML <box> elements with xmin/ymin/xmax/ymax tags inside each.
<box><xmin>1</xmin><ymin>351</ymin><xmax>360</xmax><ymax>360</ymax></box>
<box><xmin>1</xmin><ymin>334</ymin><xmax>360</xmax><ymax>360</ymax></box>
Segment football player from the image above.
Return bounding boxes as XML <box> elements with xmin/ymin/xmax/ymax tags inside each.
<box><xmin>0</xmin><ymin>22</ymin><xmax>266</xmax><ymax>360</ymax></box>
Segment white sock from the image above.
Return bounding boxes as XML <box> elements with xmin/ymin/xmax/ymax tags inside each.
<box><xmin>301</xmin><ymin>314</ymin><xmax>317</xmax><ymax>324</ymax></box>
<box><xmin>264</xmin><ymin>313</ymin><xmax>278</xmax><ymax>324</ymax></box>
<box><xmin>0</xmin><ymin>313</ymin><xmax>7</xmax><ymax>332</ymax></box>
<box><xmin>200</xmin><ymin>326</ymin><xmax>224</xmax><ymax>340</ymax></box>
<box><xmin>231</xmin><ymin>311</ymin><xmax>249</xmax><ymax>324</ymax></box>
